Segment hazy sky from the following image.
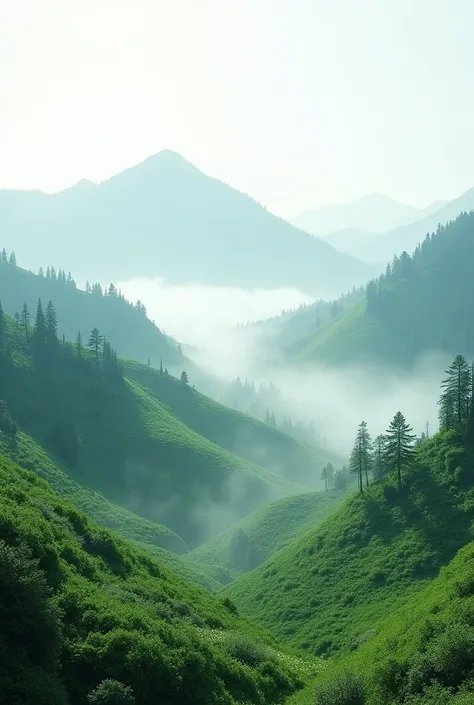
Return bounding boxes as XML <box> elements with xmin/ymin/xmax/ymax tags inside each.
<box><xmin>2</xmin><ymin>0</ymin><xmax>473</xmax><ymax>216</ymax></box>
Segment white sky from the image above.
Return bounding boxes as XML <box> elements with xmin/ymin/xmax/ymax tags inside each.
<box><xmin>1</xmin><ymin>0</ymin><xmax>473</xmax><ymax>216</ymax></box>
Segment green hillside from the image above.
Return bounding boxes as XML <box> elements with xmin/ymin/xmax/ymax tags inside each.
<box><xmin>284</xmin><ymin>211</ymin><xmax>474</xmax><ymax>366</ymax></box>
<box><xmin>224</xmin><ymin>427</ymin><xmax>474</xmax><ymax>656</ymax></box>
<box><xmin>189</xmin><ymin>488</ymin><xmax>351</xmax><ymax>581</ymax></box>
<box><xmin>0</xmin><ymin>253</ymin><xmax>188</xmax><ymax>372</ymax></box>
<box><xmin>0</xmin><ymin>454</ymin><xmax>321</xmax><ymax>705</ymax></box>
<box><xmin>124</xmin><ymin>359</ymin><xmax>341</xmax><ymax>486</ymax></box>
<box><xmin>0</xmin><ymin>310</ymin><xmax>300</xmax><ymax>548</ymax></box>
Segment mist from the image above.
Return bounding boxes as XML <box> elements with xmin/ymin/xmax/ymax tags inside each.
<box><xmin>118</xmin><ymin>277</ymin><xmax>447</xmax><ymax>460</ymax></box>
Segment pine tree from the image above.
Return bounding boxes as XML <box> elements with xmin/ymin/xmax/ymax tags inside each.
<box><xmin>334</xmin><ymin>465</ymin><xmax>349</xmax><ymax>490</ymax></box>
<box><xmin>373</xmin><ymin>434</ymin><xmax>386</xmax><ymax>479</ymax></box>
<box><xmin>88</xmin><ymin>328</ymin><xmax>104</xmax><ymax>370</ymax></box>
<box><xmin>76</xmin><ymin>331</ymin><xmax>83</xmax><ymax>357</ymax></box>
<box><xmin>180</xmin><ymin>370</ymin><xmax>189</xmax><ymax>385</ymax></box>
<box><xmin>159</xmin><ymin>358</ymin><xmax>163</xmax><ymax>375</ymax></box>
<box><xmin>1</xmin><ymin>249</ymin><xmax>7</xmax><ymax>264</ymax></box>
<box><xmin>9</xmin><ymin>251</ymin><xmax>16</xmax><ymax>267</ymax></box>
<box><xmin>21</xmin><ymin>303</ymin><xmax>30</xmax><ymax>338</ymax></box>
<box><xmin>45</xmin><ymin>301</ymin><xmax>58</xmax><ymax>342</ymax></box>
<box><xmin>438</xmin><ymin>354</ymin><xmax>471</xmax><ymax>428</ymax></box>
<box><xmin>38</xmin><ymin>266</ymin><xmax>44</xmax><ymax>277</ymax></box>
<box><xmin>326</xmin><ymin>462</ymin><xmax>335</xmax><ymax>488</ymax></box>
<box><xmin>384</xmin><ymin>411</ymin><xmax>416</xmax><ymax>491</ymax></box>
<box><xmin>0</xmin><ymin>301</ymin><xmax>4</xmax><ymax>351</ymax></box>
<box><xmin>46</xmin><ymin>266</ymin><xmax>51</xmax><ymax>279</ymax></box>
<box><xmin>50</xmin><ymin>266</ymin><xmax>57</xmax><ymax>281</ymax></box>
<box><xmin>33</xmin><ymin>298</ymin><xmax>46</xmax><ymax>346</ymax></box>
<box><xmin>270</xmin><ymin>412</ymin><xmax>276</xmax><ymax>427</ymax></box>
<box><xmin>321</xmin><ymin>465</ymin><xmax>329</xmax><ymax>491</ymax></box>
<box><xmin>349</xmin><ymin>421</ymin><xmax>372</xmax><ymax>492</ymax></box>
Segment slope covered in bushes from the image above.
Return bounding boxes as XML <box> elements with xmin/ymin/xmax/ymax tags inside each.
<box><xmin>0</xmin><ymin>455</ymin><xmax>319</xmax><ymax>705</ymax></box>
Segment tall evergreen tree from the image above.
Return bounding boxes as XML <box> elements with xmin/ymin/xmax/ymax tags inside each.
<box><xmin>0</xmin><ymin>300</ymin><xmax>4</xmax><ymax>351</ymax></box>
<box><xmin>76</xmin><ymin>331</ymin><xmax>83</xmax><ymax>357</ymax></box>
<box><xmin>9</xmin><ymin>251</ymin><xmax>16</xmax><ymax>267</ymax></box>
<box><xmin>33</xmin><ymin>298</ymin><xmax>46</xmax><ymax>346</ymax></box>
<box><xmin>180</xmin><ymin>370</ymin><xmax>189</xmax><ymax>385</ymax></box>
<box><xmin>320</xmin><ymin>465</ymin><xmax>329</xmax><ymax>491</ymax></box>
<box><xmin>45</xmin><ymin>301</ymin><xmax>58</xmax><ymax>342</ymax></box>
<box><xmin>88</xmin><ymin>328</ymin><xmax>104</xmax><ymax>370</ymax></box>
<box><xmin>21</xmin><ymin>303</ymin><xmax>30</xmax><ymax>338</ymax></box>
<box><xmin>384</xmin><ymin>411</ymin><xmax>415</xmax><ymax>491</ymax></box>
<box><xmin>438</xmin><ymin>354</ymin><xmax>471</xmax><ymax>428</ymax></box>
<box><xmin>373</xmin><ymin>434</ymin><xmax>386</xmax><ymax>479</ymax></box>
<box><xmin>1</xmin><ymin>249</ymin><xmax>7</xmax><ymax>264</ymax></box>
<box><xmin>326</xmin><ymin>462</ymin><xmax>335</xmax><ymax>488</ymax></box>
<box><xmin>350</xmin><ymin>421</ymin><xmax>372</xmax><ymax>492</ymax></box>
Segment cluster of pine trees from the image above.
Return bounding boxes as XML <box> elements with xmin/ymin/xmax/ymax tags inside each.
<box><xmin>320</xmin><ymin>462</ymin><xmax>351</xmax><ymax>491</ymax></box>
<box><xmin>348</xmin><ymin>353</ymin><xmax>474</xmax><ymax>494</ymax></box>
<box><xmin>2</xmin><ymin>298</ymin><xmax>121</xmax><ymax>378</ymax></box>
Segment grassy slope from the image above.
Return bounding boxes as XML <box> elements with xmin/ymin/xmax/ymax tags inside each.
<box><xmin>284</xmin><ymin>300</ymin><xmax>388</xmax><ymax>367</ymax></box>
<box><xmin>0</xmin><ymin>317</ymin><xmax>300</xmax><ymax>548</ymax></box>
<box><xmin>124</xmin><ymin>359</ymin><xmax>341</xmax><ymax>486</ymax></box>
<box><xmin>0</xmin><ymin>454</ymin><xmax>323</xmax><ymax>705</ymax></box>
<box><xmin>224</xmin><ymin>430</ymin><xmax>474</xmax><ymax>656</ymax></box>
<box><xmin>188</xmin><ymin>488</ymin><xmax>351</xmax><ymax>581</ymax></box>
<box><xmin>0</xmin><ymin>260</ymin><xmax>188</xmax><ymax>371</ymax></box>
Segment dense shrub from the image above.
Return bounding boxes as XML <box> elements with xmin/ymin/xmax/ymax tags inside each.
<box><xmin>314</xmin><ymin>671</ymin><xmax>366</xmax><ymax>705</ymax></box>
<box><xmin>87</xmin><ymin>679</ymin><xmax>135</xmax><ymax>705</ymax></box>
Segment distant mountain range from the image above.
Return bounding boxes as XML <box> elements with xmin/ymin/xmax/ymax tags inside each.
<box><xmin>291</xmin><ymin>189</ymin><xmax>474</xmax><ymax>266</ymax></box>
<box><xmin>291</xmin><ymin>192</ymin><xmax>447</xmax><ymax>238</ymax></box>
<box><xmin>0</xmin><ymin>151</ymin><xmax>374</xmax><ymax>298</ymax></box>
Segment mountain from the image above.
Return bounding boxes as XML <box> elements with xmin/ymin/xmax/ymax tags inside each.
<box><xmin>0</xmin><ymin>254</ymin><xmax>187</xmax><ymax>373</ymax></box>
<box><xmin>290</xmin><ymin>192</ymin><xmax>446</xmax><ymax>239</ymax></box>
<box><xmin>282</xmin><ymin>211</ymin><xmax>474</xmax><ymax>368</ymax></box>
<box><xmin>187</xmin><ymin>487</ymin><xmax>351</xmax><ymax>582</ymax></box>
<box><xmin>349</xmin><ymin>187</ymin><xmax>474</xmax><ymax>263</ymax></box>
<box><xmin>224</xmin><ymin>424</ymin><xmax>474</xmax><ymax>660</ymax></box>
<box><xmin>0</xmin><ymin>310</ymin><xmax>311</xmax><ymax>548</ymax></box>
<box><xmin>0</xmin><ymin>454</ymin><xmax>316</xmax><ymax>705</ymax></box>
<box><xmin>0</xmin><ymin>151</ymin><xmax>372</xmax><ymax>297</ymax></box>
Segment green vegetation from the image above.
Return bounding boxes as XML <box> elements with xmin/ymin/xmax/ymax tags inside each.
<box><xmin>224</xmin><ymin>425</ymin><xmax>474</xmax><ymax>656</ymax></box>
<box><xmin>124</xmin><ymin>359</ymin><xmax>340</xmax><ymax>486</ymax></box>
<box><xmin>0</xmin><ymin>251</ymin><xmax>187</xmax><ymax>371</ymax></box>
<box><xmin>0</xmin><ymin>454</ymin><xmax>314</xmax><ymax>704</ymax></box>
<box><xmin>0</xmin><ymin>308</ymin><xmax>302</xmax><ymax>548</ymax></box>
<box><xmin>284</xmin><ymin>212</ymin><xmax>474</xmax><ymax>366</ymax></box>
<box><xmin>188</xmin><ymin>487</ymin><xmax>351</xmax><ymax>581</ymax></box>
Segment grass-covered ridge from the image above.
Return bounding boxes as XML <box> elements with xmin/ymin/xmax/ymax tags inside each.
<box><xmin>0</xmin><ymin>313</ymin><xmax>301</xmax><ymax>547</ymax></box>
<box><xmin>0</xmin><ymin>454</ymin><xmax>322</xmax><ymax>705</ymax></box>
<box><xmin>124</xmin><ymin>359</ymin><xmax>341</xmax><ymax>485</ymax></box>
<box><xmin>224</xmin><ymin>429</ymin><xmax>474</xmax><ymax>656</ymax></box>
<box><xmin>283</xmin><ymin>211</ymin><xmax>474</xmax><ymax>367</ymax></box>
<box><xmin>188</xmin><ymin>487</ymin><xmax>351</xmax><ymax>581</ymax></box>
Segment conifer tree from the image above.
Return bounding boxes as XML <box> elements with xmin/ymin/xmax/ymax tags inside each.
<box><xmin>180</xmin><ymin>370</ymin><xmax>189</xmax><ymax>385</ymax></box>
<box><xmin>45</xmin><ymin>301</ymin><xmax>58</xmax><ymax>342</ymax></box>
<box><xmin>320</xmin><ymin>465</ymin><xmax>329</xmax><ymax>491</ymax></box>
<box><xmin>50</xmin><ymin>266</ymin><xmax>57</xmax><ymax>281</ymax></box>
<box><xmin>384</xmin><ymin>411</ymin><xmax>415</xmax><ymax>491</ymax></box>
<box><xmin>1</xmin><ymin>249</ymin><xmax>7</xmax><ymax>264</ymax></box>
<box><xmin>46</xmin><ymin>266</ymin><xmax>51</xmax><ymax>279</ymax></box>
<box><xmin>33</xmin><ymin>298</ymin><xmax>46</xmax><ymax>345</ymax></box>
<box><xmin>9</xmin><ymin>251</ymin><xmax>16</xmax><ymax>267</ymax></box>
<box><xmin>0</xmin><ymin>301</ymin><xmax>4</xmax><ymax>350</ymax></box>
<box><xmin>350</xmin><ymin>421</ymin><xmax>372</xmax><ymax>492</ymax></box>
<box><xmin>76</xmin><ymin>331</ymin><xmax>83</xmax><ymax>357</ymax></box>
<box><xmin>159</xmin><ymin>358</ymin><xmax>163</xmax><ymax>375</ymax></box>
<box><xmin>373</xmin><ymin>434</ymin><xmax>386</xmax><ymax>479</ymax></box>
<box><xmin>21</xmin><ymin>303</ymin><xmax>30</xmax><ymax>338</ymax></box>
<box><xmin>88</xmin><ymin>328</ymin><xmax>103</xmax><ymax>370</ymax></box>
<box><xmin>326</xmin><ymin>462</ymin><xmax>335</xmax><ymax>488</ymax></box>
<box><xmin>38</xmin><ymin>266</ymin><xmax>44</xmax><ymax>277</ymax></box>
<box><xmin>438</xmin><ymin>354</ymin><xmax>471</xmax><ymax>428</ymax></box>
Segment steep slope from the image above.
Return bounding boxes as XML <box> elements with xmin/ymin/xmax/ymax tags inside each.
<box><xmin>0</xmin><ymin>313</ymin><xmax>299</xmax><ymax>548</ymax></box>
<box><xmin>124</xmin><ymin>359</ymin><xmax>341</xmax><ymax>486</ymax></box>
<box><xmin>351</xmin><ymin>187</ymin><xmax>474</xmax><ymax>263</ymax></box>
<box><xmin>0</xmin><ymin>151</ymin><xmax>372</xmax><ymax>297</ymax></box>
<box><xmin>0</xmin><ymin>255</ymin><xmax>187</xmax><ymax>373</ymax></box>
<box><xmin>291</xmin><ymin>192</ymin><xmax>426</xmax><ymax>237</ymax></box>
<box><xmin>287</xmin><ymin>541</ymin><xmax>474</xmax><ymax>705</ymax></box>
<box><xmin>285</xmin><ymin>211</ymin><xmax>474</xmax><ymax>367</ymax></box>
<box><xmin>0</xmin><ymin>454</ymin><xmax>315</xmax><ymax>705</ymax></box>
<box><xmin>224</xmin><ymin>428</ymin><xmax>474</xmax><ymax>656</ymax></box>
<box><xmin>188</xmin><ymin>487</ymin><xmax>351</xmax><ymax>581</ymax></box>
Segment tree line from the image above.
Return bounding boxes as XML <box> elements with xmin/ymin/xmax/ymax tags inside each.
<box><xmin>1</xmin><ymin>298</ymin><xmax>121</xmax><ymax>378</ymax></box>
<box><xmin>346</xmin><ymin>353</ymin><xmax>474</xmax><ymax>494</ymax></box>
